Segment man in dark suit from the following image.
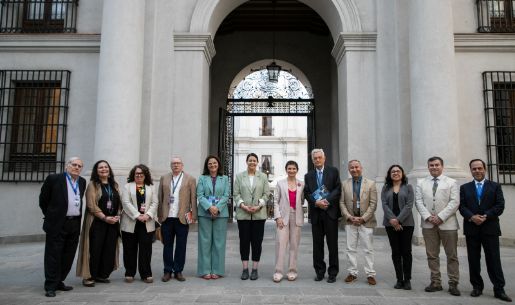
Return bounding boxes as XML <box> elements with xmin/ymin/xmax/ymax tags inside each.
<box><xmin>459</xmin><ymin>159</ymin><xmax>512</xmax><ymax>302</ymax></box>
<box><xmin>39</xmin><ymin>157</ymin><xmax>86</xmax><ymax>297</ymax></box>
<box><xmin>304</xmin><ymin>148</ymin><xmax>341</xmax><ymax>283</ymax></box>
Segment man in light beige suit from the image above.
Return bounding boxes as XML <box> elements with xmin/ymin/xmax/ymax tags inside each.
<box><xmin>158</xmin><ymin>157</ymin><xmax>197</xmax><ymax>282</ymax></box>
<box><xmin>340</xmin><ymin>160</ymin><xmax>378</xmax><ymax>285</ymax></box>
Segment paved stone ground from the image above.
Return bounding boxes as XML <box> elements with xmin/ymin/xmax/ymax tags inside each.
<box><xmin>0</xmin><ymin>221</ymin><xmax>514</xmax><ymax>304</ymax></box>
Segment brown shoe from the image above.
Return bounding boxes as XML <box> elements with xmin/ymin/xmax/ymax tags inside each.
<box><xmin>82</xmin><ymin>278</ymin><xmax>95</xmax><ymax>287</ymax></box>
<box><xmin>344</xmin><ymin>274</ymin><xmax>357</xmax><ymax>283</ymax></box>
<box><xmin>174</xmin><ymin>272</ymin><xmax>186</xmax><ymax>282</ymax></box>
<box><xmin>143</xmin><ymin>277</ymin><xmax>153</xmax><ymax>284</ymax></box>
<box><xmin>161</xmin><ymin>273</ymin><xmax>171</xmax><ymax>282</ymax></box>
<box><xmin>367</xmin><ymin>276</ymin><xmax>377</xmax><ymax>285</ymax></box>
<box><xmin>124</xmin><ymin>276</ymin><xmax>134</xmax><ymax>283</ymax></box>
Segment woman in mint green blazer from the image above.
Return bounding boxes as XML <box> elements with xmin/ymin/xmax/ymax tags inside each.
<box><xmin>196</xmin><ymin>155</ymin><xmax>230</xmax><ymax>279</ymax></box>
<box><xmin>233</xmin><ymin>153</ymin><xmax>270</xmax><ymax>281</ymax></box>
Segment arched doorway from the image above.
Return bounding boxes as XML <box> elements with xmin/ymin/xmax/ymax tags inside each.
<box><xmin>218</xmin><ymin>66</ymin><xmax>316</xmax><ymax>218</ymax></box>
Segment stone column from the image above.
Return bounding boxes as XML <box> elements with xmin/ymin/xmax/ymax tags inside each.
<box><xmin>172</xmin><ymin>33</ymin><xmax>216</xmax><ymax>175</ymax></box>
<box><xmin>332</xmin><ymin>33</ymin><xmax>378</xmax><ymax>174</ymax></box>
<box><xmin>93</xmin><ymin>0</ymin><xmax>145</xmax><ymax>171</ymax></box>
<box><xmin>408</xmin><ymin>0</ymin><xmax>465</xmax><ymax>177</ymax></box>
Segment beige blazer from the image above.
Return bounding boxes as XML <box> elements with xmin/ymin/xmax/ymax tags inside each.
<box><xmin>340</xmin><ymin>177</ymin><xmax>378</xmax><ymax>228</ymax></box>
<box><xmin>120</xmin><ymin>182</ymin><xmax>158</xmax><ymax>233</ymax></box>
<box><xmin>273</xmin><ymin>178</ymin><xmax>304</xmax><ymax>226</ymax></box>
<box><xmin>157</xmin><ymin>172</ymin><xmax>198</xmax><ymax>225</ymax></box>
<box><xmin>415</xmin><ymin>175</ymin><xmax>459</xmax><ymax>230</ymax></box>
<box><xmin>76</xmin><ymin>181</ymin><xmax>121</xmax><ymax>278</ymax></box>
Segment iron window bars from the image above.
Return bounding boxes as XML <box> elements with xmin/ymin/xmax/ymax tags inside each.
<box><xmin>0</xmin><ymin>0</ymin><xmax>78</xmax><ymax>33</ymax></box>
<box><xmin>0</xmin><ymin>70</ymin><xmax>70</xmax><ymax>182</ymax></box>
<box><xmin>483</xmin><ymin>71</ymin><xmax>515</xmax><ymax>184</ymax></box>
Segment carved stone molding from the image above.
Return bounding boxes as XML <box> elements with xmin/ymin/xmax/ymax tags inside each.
<box><xmin>173</xmin><ymin>33</ymin><xmax>216</xmax><ymax>65</ymax></box>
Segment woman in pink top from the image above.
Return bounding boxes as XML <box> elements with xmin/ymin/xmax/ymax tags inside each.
<box><xmin>273</xmin><ymin>160</ymin><xmax>305</xmax><ymax>282</ymax></box>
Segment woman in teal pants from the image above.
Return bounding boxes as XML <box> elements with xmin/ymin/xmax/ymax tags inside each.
<box><xmin>196</xmin><ymin>155</ymin><xmax>230</xmax><ymax>279</ymax></box>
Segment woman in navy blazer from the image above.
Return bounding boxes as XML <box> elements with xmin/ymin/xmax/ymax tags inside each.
<box><xmin>381</xmin><ymin>164</ymin><xmax>414</xmax><ymax>290</ymax></box>
<box><xmin>196</xmin><ymin>155</ymin><xmax>230</xmax><ymax>279</ymax></box>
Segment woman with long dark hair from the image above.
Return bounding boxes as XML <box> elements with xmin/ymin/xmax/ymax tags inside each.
<box><xmin>381</xmin><ymin>164</ymin><xmax>415</xmax><ymax>290</ymax></box>
<box><xmin>233</xmin><ymin>153</ymin><xmax>270</xmax><ymax>280</ymax></box>
<box><xmin>196</xmin><ymin>155</ymin><xmax>230</xmax><ymax>279</ymax></box>
<box><xmin>77</xmin><ymin>160</ymin><xmax>121</xmax><ymax>287</ymax></box>
<box><xmin>120</xmin><ymin>164</ymin><xmax>158</xmax><ymax>283</ymax></box>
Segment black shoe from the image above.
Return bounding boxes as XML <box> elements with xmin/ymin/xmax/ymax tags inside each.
<box><xmin>425</xmin><ymin>282</ymin><xmax>443</xmax><ymax>292</ymax></box>
<box><xmin>394</xmin><ymin>280</ymin><xmax>404</xmax><ymax>289</ymax></box>
<box><xmin>327</xmin><ymin>276</ymin><xmax>336</xmax><ymax>283</ymax></box>
<box><xmin>250</xmin><ymin>269</ymin><xmax>258</xmax><ymax>280</ymax></box>
<box><xmin>45</xmin><ymin>290</ymin><xmax>56</xmax><ymax>297</ymax></box>
<box><xmin>57</xmin><ymin>282</ymin><xmax>73</xmax><ymax>291</ymax></box>
<box><xmin>241</xmin><ymin>269</ymin><xmax>249</xmax><ymax>280</ymax></box>
<box><xmin>314</xmin><ymin>274</ymin><xmax>324</xmax><ymax>281</ymax></box>
<box><xmin>448</xmin><ymin>284</ymin><xmax>461</xmax><ymax>296</ymax></box>
<box><xmin>495</xmin><ymin>292</ymin><xmax>513</xmax><ymax>302</ymax></box>
<box><xmin>470</xmin><ymin>289</ymin><xmax>482</xmax><ymax>297</ymax></box>
<box><xmin>403</xmin><ymin>280</ymin><xmax>412</xmax><ymax>290</ymax></box>
<box><xmin>95</xmin><ymin>277</ymin><xmax>110</xmax><ymax>283</ymax></box>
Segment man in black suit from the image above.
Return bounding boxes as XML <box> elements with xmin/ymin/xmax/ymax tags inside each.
<box><xmin>459</xmin><ymin>159</ymin><xmax>512</xmax><ymax>302</ymax></box>
<box><xmin>304</xmin><ymin>148</ymin><xmax>341</xmax><ymax>283</ymax></box>
<box><xmin>39</xmin><ymin>157</ymin><xmax>86</xmax><ymax>297</ymax></box>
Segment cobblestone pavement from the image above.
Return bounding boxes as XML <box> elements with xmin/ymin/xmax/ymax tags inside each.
<box><xmin>0</xmin><ymin>221</ymin><xmax>513</xmax><ymax>304</ymax></box>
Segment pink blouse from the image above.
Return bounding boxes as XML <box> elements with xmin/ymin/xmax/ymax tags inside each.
<box><xmin>288</xmin><ymin>189</ymin><xmax>296</xmax><ymax>209</ymax></box>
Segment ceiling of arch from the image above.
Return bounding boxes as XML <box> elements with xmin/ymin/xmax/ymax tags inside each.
<box><xmin>216</xmin><ymin>0</ymin><xmax>330</xmax><ymax>36</ymax></box>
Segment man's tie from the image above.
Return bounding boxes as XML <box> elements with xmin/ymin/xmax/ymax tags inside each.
<box><xmin>476</xmin><ymin>182</ymin><xmax>483</xmax><ymax>204</ymax></box>
<box><xmin>317</xmin><ymin>170</ymin><xmax>323</xmax><ymax>188</ymax></box>
<box><xmin>432</xmin><ymin>177</ymin><xmax>438</xmax><ymax>197</ymax></box>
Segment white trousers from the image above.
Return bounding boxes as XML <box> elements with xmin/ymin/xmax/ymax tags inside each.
<box><xmin>345</xmin><ymin>224</ymin><xmax>376</xmax><ymax>277</ymax></box>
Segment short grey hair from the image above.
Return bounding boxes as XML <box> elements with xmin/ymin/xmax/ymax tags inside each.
<box><xmin>66</xmin><ymin>156</ymin><xmax>82</xmax><ymax>166</ymax></box>
<box><xmin>310</xmin><ymin>148</ymin><xmax>325</xmax><ymax>159</ymax></box>
<box><xmin>170</xmin><ymin>156</ymin><xmax>183</xmax><ymax>165</ymax></box>
<box><xmin>347</xmin><ymin>159</ymin><xmax>361</xmax><ymax>166</ymax></box>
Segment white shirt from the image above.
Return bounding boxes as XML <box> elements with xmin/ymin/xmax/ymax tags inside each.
<box><xmin>66</xmin><ymin>175</ymin><xmax>81</xmax><ymax>216</ymax></box>
<box><xmin>168</xmin><ymin>172</ymin><xmax>183</xmax><ymax>218</ymax></box>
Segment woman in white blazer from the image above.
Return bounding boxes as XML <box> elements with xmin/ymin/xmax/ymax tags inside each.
<box><xmin>273</xmin><ymin>160</ymin><xmax>304</xmax><ymax>282</ymax></box>
<box><xmin>121</xmin><ymin>164</ymin><xmax>158</xmax><ymax>283</ymax></box>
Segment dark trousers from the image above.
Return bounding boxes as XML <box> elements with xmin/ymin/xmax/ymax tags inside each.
<box><xmin>237</xmin><ymin>219</ymin><xmax>266</xmax><ymax>262</ymax></box>
<box><xmin>386</xmin><ymin>226</ymin><xmax>414</xmax><ymax>281</ymax></box>
<box><xmin>89</xmin><ymin>219</ymin><xmax>119</xmax><ymax>279</ymax></box>
<box><xmin>121</xmin><ymin>221</ymin><xmax>153</xmax><ymax>279</ymax></box>
<box><xmin>311</xmin><ymin>213</ymin><xmax>339</xmax><ymax>277</ymax></box>
<box><xmin>44</xmin><ymin>217</ymin><xmax>80</xmax><ymax>291</ymax></box>
<box><xmin>466</xmin><ymin>234</ymin><xmax>506</xmax><ymax>293</ymax></box>
<box><xmin>162</xmin><ymin>217</ymin><xmax>189</xmax><ymax>274</ymax></box>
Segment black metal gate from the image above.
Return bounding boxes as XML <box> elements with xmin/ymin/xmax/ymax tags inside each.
<box><xmin>218</xmin><ymin>98</ymin><xmax>315</xmax><ymax>219</ymax></box>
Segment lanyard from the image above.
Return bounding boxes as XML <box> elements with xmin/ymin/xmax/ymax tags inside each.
<box><xmin>172</xmin><ymin>172</ymin><xmax>183</xmax><ymax>194</ymax></box>
<box><xmin>102</xmin><ymin>184</ymin><xmax>113</xmax><ymax>200</ymax></box>
<box><xmin>65</xmin><ymin>173</ymin><xmax>79</xmax><ymax>196</ymax></box>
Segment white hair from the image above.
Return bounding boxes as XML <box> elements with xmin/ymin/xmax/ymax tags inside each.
<box><xmin>310</xmin><ymin>148</ymin><xmax>325</xmax><ymax>159</ymax></box>
<box><xmin>66</xmin><ymin>156</ymin><xmax>82</xmax><ymax>166</ymax></box>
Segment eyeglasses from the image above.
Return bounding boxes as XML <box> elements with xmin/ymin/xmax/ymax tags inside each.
<box><xmin>135</xmin><ymin>173</ymin><xmax>145</xmax><ymax>176</ymax></box>
<box><xmin>171</xmin><ymin>162</ymin><xmax>182</xmax><ymax>165</ymax></box>
<box><xmin>70</xmin><ymin>163</ymin><xmax>83</xmax><ymax>168</ymax></box>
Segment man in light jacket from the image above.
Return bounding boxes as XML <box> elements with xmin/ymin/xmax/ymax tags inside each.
<box><xmin>415</xmin><ymin>156</ymin><xmax>460</xmax><ymax>296</ymax></box>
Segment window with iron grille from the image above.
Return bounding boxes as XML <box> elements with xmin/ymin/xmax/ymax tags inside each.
<box><xmin>0</xmin><ymin>0</ymin><xmax>78</xmax><ymax>33</ymax></box>
<box><xmin>483</xmin><ymin>71</ymin><xmax>515</xmax><ymax>184</ymax></box>
<box><xmin>260</xmin><ymin>116</ymin><xmax>273</xmax><ymax>136</ymax></box>
<box><xmin>0</xmin><ymin>70</ymin><xmax>70</xmax><ymax>182</ymax></box>
<box><xmin>477</xmin><ymin>0</ymin><xmax>515</xmax><ymax>32</ymax></box>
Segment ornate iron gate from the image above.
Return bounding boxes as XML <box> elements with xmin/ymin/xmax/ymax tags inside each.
<box><xmin>218</xmin><ymin>98</ymin><xmax>315</xmax><ymax>219</ymax></box>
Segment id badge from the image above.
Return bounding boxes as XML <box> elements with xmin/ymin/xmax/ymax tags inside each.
<box><xmin>169</xmin><ymin>196</ymin><xmax>175</xmax><ymax>205</ymax></box>
<box><xmin>74</xmin><ymin>195</ymin><xmax>80</xmax><ymax>207</ymax></box>
<box><xmin>356</xmin><ymin>200</ymin><xmax>360</xmax><ymax>209</ymax></box>
<box><xmin>139</xmin><ymin>203</ymin><xmax>146</xmax><ymax>213</ymax></box>
<box><xmin>106</xmin><ymin>200</ymin><xmax>112</xmax><ymax>210</ymax></box>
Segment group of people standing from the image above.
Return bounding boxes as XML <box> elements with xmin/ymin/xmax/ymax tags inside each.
<box><xmin>302</xmin><ymin>151</ymin><xmax>510</xmax><ymax>302</ymax></box>
<box><xmin>39</xmin><ymin>150</ymin><xmax>511</xmax><ymax>303</ymax></box>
